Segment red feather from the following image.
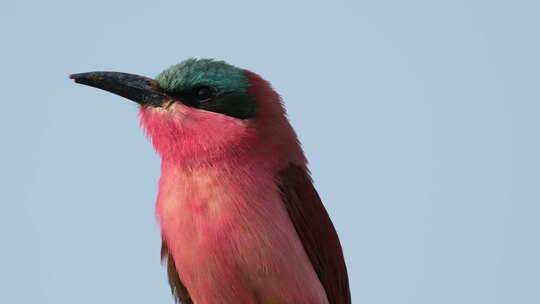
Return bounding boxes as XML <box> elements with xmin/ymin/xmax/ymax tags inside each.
<box><xmin>279</xmin><ymin>164</ymin><xmax>351</xmax><ymax>304</ymax></box>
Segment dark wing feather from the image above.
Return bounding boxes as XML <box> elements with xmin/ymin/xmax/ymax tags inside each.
<box><xmin>278</xmin><ymin>164</ymin><xmax>351</xmax><ymax>304</ymax></box>
<box><xmin>161</xmin><ymin>241</ymin><xmax>193</xmax><ymax>304</ymax></box>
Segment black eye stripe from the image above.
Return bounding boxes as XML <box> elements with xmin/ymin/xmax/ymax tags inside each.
<box><xmin>195</xmin><ymin>86</ymin><xmax>213</xmax><ymax>101</ymax></box>
<box><xmin>166</xmin><ymin>86</ymin><xmax>256</xmax><ymax>119</ymax></box>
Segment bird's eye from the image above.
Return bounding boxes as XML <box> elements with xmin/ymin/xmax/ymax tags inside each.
<box><xmin>195</xmin><ymin>86</ymin><xmax>213</xmax><ymax>101</ymax></box>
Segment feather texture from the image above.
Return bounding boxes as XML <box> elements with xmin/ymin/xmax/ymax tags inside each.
<box><xmin>279</xmin><ymin>164</ymin><xmax>351</xmax><ymax>304</ymax></box>
<box><xmin>72</xmin><ymin>59</ymin><xmax>351</xmax><ymax>303</ymax></box>
<box><xmin>161</xmin><ymin>241</ymin><xmax>193</xmax><ymax>304</ymax></box>
<box><xmin>138</xmin><ymin>63</ymin><xmax>350</xmax><ymax>303</ymax></box>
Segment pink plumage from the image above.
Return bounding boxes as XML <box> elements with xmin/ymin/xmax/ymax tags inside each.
<box><xmin>71</xmin><ymin>61</ymin><xmax>350</xmax><ymax>304</ymax></box>
<box><xmin>141</xmin><ymin>73</ymin><xmax>327</xmax><ymax>303</ymax></box>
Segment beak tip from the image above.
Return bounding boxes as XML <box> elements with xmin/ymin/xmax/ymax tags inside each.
<box><xmin>69</xmin><ymin>73</ymin><xmax>85</xmax><ymax>82</ymax></box>
<box><xmin>69</xmin><ymin>74</ymin><xmax>81</xmax><ymax>85</ymax></box>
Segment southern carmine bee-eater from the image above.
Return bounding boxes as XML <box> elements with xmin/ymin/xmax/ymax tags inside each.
<box><xmin>70</xmin><ymin>59</ymin><xmax>350</xmax><ymax>304</ymax></box>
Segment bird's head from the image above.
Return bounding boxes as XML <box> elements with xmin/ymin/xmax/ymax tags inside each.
<box><xmin>71</xmin><ymin>59</ymin><xmax>303</xmax><ymax>165</ymax></box>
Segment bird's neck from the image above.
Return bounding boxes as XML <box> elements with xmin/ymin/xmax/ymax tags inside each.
<box><xmin>155</xmin><ymin>149</ymin><xmax>280</xmax><ymax>243</ymax></box>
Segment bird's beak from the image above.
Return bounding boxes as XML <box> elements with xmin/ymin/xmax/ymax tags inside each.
<box><xmin>69</xmin><ymin>72</ymin><xmax>170</xmax><ymax>107</ymax></box>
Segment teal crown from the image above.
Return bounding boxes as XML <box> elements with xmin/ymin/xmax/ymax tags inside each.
<box><xmin>156</xmin><ymin>58</ymin><xmax>249</xmax><ymax>94</ymax></box>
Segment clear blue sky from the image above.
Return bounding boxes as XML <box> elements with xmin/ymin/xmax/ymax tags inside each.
<box><xmin>1</xmin><ymin>1</ymin><xmax>538</xmax><ymax>303</ymax></box>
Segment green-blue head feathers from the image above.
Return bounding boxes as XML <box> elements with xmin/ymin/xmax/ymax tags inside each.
<box><xmin>156</xmin><ymin>59</ymin><xmax>249</xmax><ymax>95</ymax></box>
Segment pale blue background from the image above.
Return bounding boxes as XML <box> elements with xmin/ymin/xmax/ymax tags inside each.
<box><xmin>1</xmin><ymin>1</ymin><xmax>538</xmax><ymax>303</ymax></box>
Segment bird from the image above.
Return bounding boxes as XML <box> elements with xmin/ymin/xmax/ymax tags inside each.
<box><xmin>70</xmin><ymin>58</ymin><xmax>350</xmax><ymax>304</ymax></box>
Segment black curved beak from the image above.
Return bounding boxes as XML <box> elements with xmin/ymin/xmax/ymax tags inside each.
<box><xmin>69</xmin><ymin>72</ymin><xmax>170</xmax><ymax>107</ymax></box>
